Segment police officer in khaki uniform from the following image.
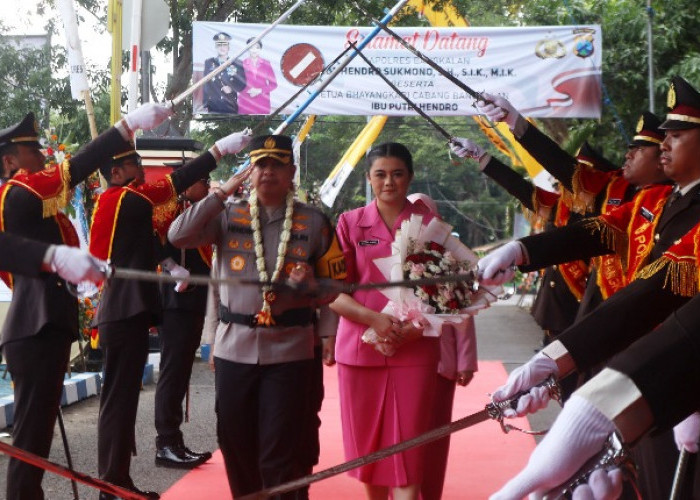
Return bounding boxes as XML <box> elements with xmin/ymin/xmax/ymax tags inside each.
<box><xmin>168</xmin><ymin>135</ymin><xmax>346</xmax><ymax>499</ymax></box>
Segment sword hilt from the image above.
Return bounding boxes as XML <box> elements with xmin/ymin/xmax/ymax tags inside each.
<box><xmin>486</xmin><ymin>375</ymin><xmax>562</xmax><ymax>435</ymax></box>
<box><xmin>541</xmin><ymin>432</ymin><xmax>639</xmax><ymax>500</ymax></box>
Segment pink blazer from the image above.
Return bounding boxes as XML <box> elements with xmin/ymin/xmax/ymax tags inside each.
<box><xmin>438</xmin><ymin>318</ymin><xmax>478</xmax><ymax>380</ymax></box>
<box><xmin>335</xmin><ymin>200</ymin><xmax>440</xmax><ymax>367</ymax></box>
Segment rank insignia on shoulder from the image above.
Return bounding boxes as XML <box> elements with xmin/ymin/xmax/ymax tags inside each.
<box><xmin>607</xmin><ymin>198</ymin><xmax>621</xmax><ymax>206</ymax></box>
<box><xmin>639</xmin><ymin>207</ymin><xmax>654</xmax><ymax>222</ymax></box>
<box><xmin>358</xmin><ymin>239</ymin><xmax>379</xmax><ymax>246</ymax></box>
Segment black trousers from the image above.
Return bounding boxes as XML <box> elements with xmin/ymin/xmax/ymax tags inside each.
<box><xmin>214</xmin><ymin>357</ymin><xmax>313</xmax><ymax>500</ymax></box>
<box><xmin>154</xmin><ymin>309</ymin><xmax>204</xmax><ymax>448</ymax></box>
<box><xmin>97</xmin><ymin>313</ymin><xmax>150</xmax><ymax>488</ymax></box>
<box><xmin>4</xmin><ymin>326</ymin><xmax>72</xmax><ymax>500</ymax></box>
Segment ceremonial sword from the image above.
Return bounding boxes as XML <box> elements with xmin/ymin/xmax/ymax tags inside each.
<box><xmin>238</xmin><ymin>376</ymin><xmax>561</xmax><ymax>499</ymax></box>
<box><xmin>352</xmin><ymin>1</ymin><xmax>489</xmax><ymax>103</ymax></box>
<box><xmin>541</xmin><ymin>432</ymin><xmax>640</xmax><ymax>500</ymax></box>
<box><xmin>348</xmin><ymin>41</ymin><xmax>455</xmax><ymax>142</ymax></box>
<box><xmin>99</xmin><ymin>264</ymin><xmax>491</xmax><ymax>300</ymax></box>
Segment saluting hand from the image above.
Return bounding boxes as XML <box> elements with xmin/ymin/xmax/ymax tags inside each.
<box><xmin>216</xmin><ymin>163</ymin><xmax>254</xmax><ymax>200</ymax></box>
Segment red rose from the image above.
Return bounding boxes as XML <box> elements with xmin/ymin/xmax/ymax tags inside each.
<box><xmin>447</xmin><ymin>299</ymin><xmax>459</xmax><ymax>309</ymax></box>
<box><xmin>421</xmin><ymin>284</ymin><xmax>438</xmax><ymax>296</ymax></box>
<box><xmin>428</xmin><ymin>241</ymin><xmax>445</xmax><ymax>253</ymax></box>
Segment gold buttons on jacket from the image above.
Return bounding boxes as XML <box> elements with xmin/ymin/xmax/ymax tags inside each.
<box><xmin>549</xmin><ymin>281</ymin><xmax>556</xmax><ymax>288</ymax></box>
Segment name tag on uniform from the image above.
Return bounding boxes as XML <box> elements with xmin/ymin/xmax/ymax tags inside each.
<box><xmin>607</xmin><ymin>198</ymin><xmax>622</xmax><ymax>206</ymax></box>
<box><xmin>639</xmin><ymin>207</ymin><xmax>655</xmax><ymax>222</ymax></box>
<box><xmin>359</xmin><ymin>239</ymin><xmax>379</xmax><ymax>246</ymax></box>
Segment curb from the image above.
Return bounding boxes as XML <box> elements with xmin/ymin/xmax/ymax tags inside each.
<box><xmin>0</xmin><ymin>363</ymin><xmax>154</xmax><ymax>429</ymax></box>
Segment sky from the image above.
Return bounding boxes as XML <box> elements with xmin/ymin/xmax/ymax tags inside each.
<box><xmin>3</xmin><ymin>0</ymin><xmax>169</xmax><ymax>99</ymax></box>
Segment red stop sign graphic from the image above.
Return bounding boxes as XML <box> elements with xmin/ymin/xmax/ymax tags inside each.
<box><xmin>280</xmin><ymin>43</ymin><xmax>325</xmax><ymax>86</ymax></box>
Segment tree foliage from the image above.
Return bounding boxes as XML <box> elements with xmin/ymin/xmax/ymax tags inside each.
<box><xmin>3</xmin><ymin>0</ymin><xmax>699</xmax><ymax>247</ymax></box>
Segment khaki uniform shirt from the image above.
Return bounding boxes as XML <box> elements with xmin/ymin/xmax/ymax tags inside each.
<box><xmin>168</xmin><ymin>193</ymin><xmax>345</xmax><ymax>364</ymax></box>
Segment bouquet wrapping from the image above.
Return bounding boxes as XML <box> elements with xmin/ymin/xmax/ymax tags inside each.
<box><xmin>362</xmin><ymin>214</ymin><xmax>501</xmax><ymax>356</ymax></box>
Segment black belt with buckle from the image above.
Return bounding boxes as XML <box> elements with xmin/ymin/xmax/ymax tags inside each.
<box><xmin>219</xmin><ymin>304</ymin><xmax>315</xmax><ymax>328</ymax></box>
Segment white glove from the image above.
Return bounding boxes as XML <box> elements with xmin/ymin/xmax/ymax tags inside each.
<box><xmin>477</xmin><ymin>92</ymin><xmax>521</xmax><ymax>130</ymax></box>
<box><xmin>450</xmin><ymin>137</ymin><xmax>486</xmax><ymax>160</ymax></box>
<box><xmin>477</xmin><ymin>241</ymin><xmax>524</xmax><ymax>286</ymax></box>
<box><xmin>571</xmin><ymin>468</ymin><xmax>624</xmax><ymax>500</ymax></box>
<box><xmin>50</xmin><ymin>245</ymin><xmax>106</xmax><ymax>284</ymax></box>
<box><xmin>491</xmin><ymin>351</ymin><xmax>559</xmax><ymax>417</ymax></box>
<box><xmin>673</xmin><ymin>412</ymin><xmax>700</xmax><ymax>453</ymax></box>
<box><xmin>490</xmin><ymin>394</ymin><xmax>616</xmax><ymax>500</ymax></box>
<box><xmin>123</xmin><ymin>102</ymin><xmax>173</xmax><ymax>131</ymax></box>
<box><xmin>160</xmin><ymin>258</ymin><xmax>190</xmax><ymax>292</ymax></box>
<box><xmin>214</xmin><ymin>128</ymin><xmax>253</xmax><ymax>156</ymax></box>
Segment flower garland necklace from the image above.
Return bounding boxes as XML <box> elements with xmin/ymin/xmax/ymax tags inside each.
<box><xmin>249</xmin><ymin>188</ymin><xmax>295</xmax><ymax>326</ymax></box>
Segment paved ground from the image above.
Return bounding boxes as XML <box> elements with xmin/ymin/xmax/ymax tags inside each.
<box><xmin>0</xmin><ymin>294</ymin><xmax>561</xmax><ymax>499</ymax></box>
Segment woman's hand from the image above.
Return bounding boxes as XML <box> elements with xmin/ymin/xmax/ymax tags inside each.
<box><xmin>392</xmin><ymin>321</ymin><xmax>424</xmax><ymax>348</ymax></box>
<box><xmin>369</xmin><ymin>312</ymin><xmax>402</xmax><ymax>344</ymax></box>
<box><xmin>456</xmin><ymin>370</ymin><xmax>474</xmax><ymax>387</ymax></box>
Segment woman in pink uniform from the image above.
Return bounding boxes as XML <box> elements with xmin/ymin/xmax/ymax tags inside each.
<box><xmin>405</xmin><ymin>194</ymin><xmax>478</xmax><ymax>500</ymax></box>
<box><xmin>331</xmin><ymin>143</ymin><xmax>440</xmax><ymax>500</ymax></box>
<box><xmin>238</xmin><ymin>38</ymin><xmax>277</xmax><ymax>115</ymax></box>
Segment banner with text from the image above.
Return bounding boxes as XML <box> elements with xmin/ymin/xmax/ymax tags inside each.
<box><xmin>192</xmin><ymin>22</ymin><xmax>602</xmax><ymax>118</ymax></box>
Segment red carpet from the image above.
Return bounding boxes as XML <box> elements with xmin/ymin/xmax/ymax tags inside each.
<box><xmin>162</xmin><ymin>361</ymin><xmax>535</xmax><ymax>499</ymax></box>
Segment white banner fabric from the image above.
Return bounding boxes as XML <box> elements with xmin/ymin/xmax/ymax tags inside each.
<box><xmin>192</xmin><ymin>22</ymin><xmax>602</xmax><ymax>118</ymax></box>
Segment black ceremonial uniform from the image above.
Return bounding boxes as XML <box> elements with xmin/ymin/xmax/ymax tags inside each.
<box><xmin>0</xmin><ymin>114</ymin><xmax>130</xmax><ymax>499</ymax></box>
<box><xmin>480</xmin><ymin>155</ymin><xmax>583</xmax><ymax>336</ymax></box>
<box><xmin>0</xmin><ymin>232</ymin><xmax>48</xmax><ymax>276</ymax></box>
<box><xmin>154</xmin><ymin>219</ymin><xmax>212</xmax><ymax>451</ymax></box>
<box><xmin>90</xmin><ymin>151</ymin><xmax>219</xmax><ymax>493</ymax></box>
<box><xmin>203</xmin><ymin>57</ymin><xmax>246</xmax><ymax>114</ymax></box>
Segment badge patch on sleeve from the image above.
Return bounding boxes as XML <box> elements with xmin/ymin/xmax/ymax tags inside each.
<box><xmin>316</xmin><ymin>234</ymin><xmax>347</xmax><ymax>280</ymax></box>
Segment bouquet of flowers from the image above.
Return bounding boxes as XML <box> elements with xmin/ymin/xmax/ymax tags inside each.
<box><xmin>362</xmin><ymin>214</ymin><xmax>501</xmax><ymax>356</ymax></box>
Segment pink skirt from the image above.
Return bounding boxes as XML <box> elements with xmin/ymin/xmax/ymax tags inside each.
<box><xmin>337</xmin><ymin>363</ymin><xmax>437</xmax><ymax>486</ymax></box>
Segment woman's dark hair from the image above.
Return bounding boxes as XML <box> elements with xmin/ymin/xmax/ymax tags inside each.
<box><xmin>246</xmin><ymin>37</ymin><xmax>262</xmax><ymax>48</ymax></box>
<box><xmin>366</xmin><ymin>142</ymin><xmax>413</xmax><ymax>175</ymax></box>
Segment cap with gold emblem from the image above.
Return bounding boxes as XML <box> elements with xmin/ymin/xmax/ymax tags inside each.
<box><xmin>248</xmin><ymin>135</ymin><xmax>293</xmax><ymax>165</ymax></box>
<box><xmin>576</xmin><ymin>141</ymin><xmax>617</xmax><ymax>172</ymax></box>
<box><xmin>659</xmin><ymin>76</ymin><xmax>700</xmax><ymax>130</ymax></box>
<box><xmin>0</xmin><ymin>112</ymin><xmax>41</xmax><ymax>151</ymax></box>
<box><xmin>98</xmin><ymin>141</ymin><xmax>141</xmax><ymax>179</ymax></box>
<box><xmin>629</xmin><ymin>111</ymin><xmax>664</xmax><ymax>147</ymax></box>
<box><xmin>213</xmin><ymin>32</ymin><xmax>232</xmax><ymax>44</ymax></box>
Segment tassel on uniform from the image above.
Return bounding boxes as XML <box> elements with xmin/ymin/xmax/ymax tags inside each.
<box><xmin>635</xmin><ymin>258</ymin><xmax>699</xmax><ymax>298</ymax></box>
<box><xmin>583</xmin><ymin>219</ymin><xmax>629</xmax><ymax>269</ymax></box>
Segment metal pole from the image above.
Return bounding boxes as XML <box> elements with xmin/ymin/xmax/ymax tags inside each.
<box><xmin>56</xmin><ymin>407</ymin><xmax>80</xmax><ymax>500</ymax></box>
<box><xmin>646</xmin><ymin>0</ymin><xmax>655</xmax><ymax>112</ymax></box>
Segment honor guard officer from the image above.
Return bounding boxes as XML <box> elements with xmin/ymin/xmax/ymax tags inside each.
<box><xmin>168</xmin><ymin>134</ymin><xmax>347</xmax><ymax>499</ymax></box>
<box><xmin>481</xmin><ymin>76</ymin><xmax>700</xmax><ymax>500</ymax></box>
<box><xmin>153</xmin><ymin>156</ymin><xmax>214</xmax><ymax>469</ymax></box>
<box><xmin>203</xmin><ymin>32</ymin><xmax>247</xmax><ymax>114</ymax></box>
<box><xmin>90</xmin><ymin>129</ymin><xmax>251</xmax><ymax>499</ymax></box>
<box><xmin>0</xmin><ymin>103</ymin><xmax>171</xmax><ymax>500</ymax></box>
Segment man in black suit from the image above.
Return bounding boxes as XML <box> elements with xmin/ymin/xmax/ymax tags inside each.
<box><xmin>0</xmin><ymin>102</ymin><xmax>171</xmax><ymax>500</ymax></box>
<box><xmin>154</xmin><ymin>160</ymin><xmax>213</xmax><ymax>469</ymax></box>
<box><xmin>202</xmin><ymin>32</ymin><xmax>247</xmax><ymax>114</ymax></box>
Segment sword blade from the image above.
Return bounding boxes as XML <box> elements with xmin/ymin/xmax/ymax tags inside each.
<box><xmin>352</xmin><ymin>2</ymin><xmax>484</xmax><ymax>101</ymax></box>
<box><xmin>0</xmin><ymin>441</ymin><xmax>147</xmax><ymax>499</ymax></box>
<box><xmin>239</xmin><ymin>407</ymin><xmax>493</xmax><ymax>499</ymax></box>
<box><xmin>670</xmin><ymin>448</ymin><xmax>690</xmax><ymax>500</ymax></box>
<box><xmin>348</xmin><ymin>41</ymin><xmax>454</xmax><ymax>141</ymax></box>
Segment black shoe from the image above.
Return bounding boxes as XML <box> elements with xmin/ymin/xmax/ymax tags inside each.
<box><xmin>182</xmin><ymin>446</ymin><xmax>212</xmax><ymax>462</ymax></box>
<box><xmin>99</xmin><ymin>487</ymin><xmax>160</xmax><ymax>499</ymax></box>
<box><xmin>155</xmin><ymin>445</ymin><xmax>208</xmax><ymax>469</ymax></box>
